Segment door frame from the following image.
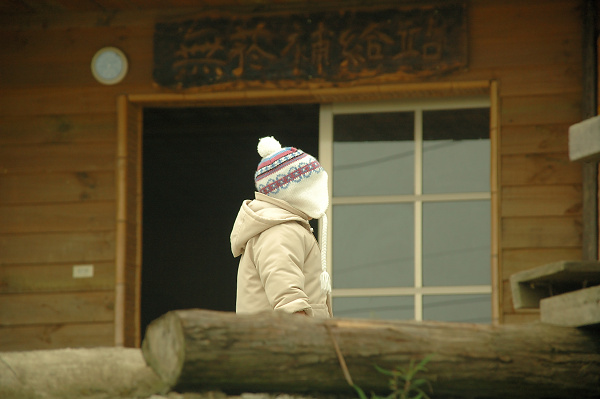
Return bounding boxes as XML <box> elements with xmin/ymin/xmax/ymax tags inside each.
<box><xmin>114</xmin><ymin>80</ymin><xmax>498</xmax><ymax>347</ymax></box>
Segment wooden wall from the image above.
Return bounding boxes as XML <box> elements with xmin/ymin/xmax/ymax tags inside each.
<box><xmin>0</xmin><ymin>0</ymin><xmax>584</xmax><ymax>350</ymax></box>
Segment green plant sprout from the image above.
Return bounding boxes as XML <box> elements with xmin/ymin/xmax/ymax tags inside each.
<box><xmin>352</xmin><ymin>354</ymin><xmax>434</xmax><ymax>399</ymax></box>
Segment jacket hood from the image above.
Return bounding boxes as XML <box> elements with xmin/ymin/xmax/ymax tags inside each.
<box><xmin>230</xmin><ymin>192</ymin><xmax>311</xmax><ymax>257</ymax></box>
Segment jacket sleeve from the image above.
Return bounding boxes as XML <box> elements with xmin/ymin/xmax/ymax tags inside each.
<box><xmin>252</xmin><ymin>222</ymin><xmax>312</xmax><ymax>315</ymax></box>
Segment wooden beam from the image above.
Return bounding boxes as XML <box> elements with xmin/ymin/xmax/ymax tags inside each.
<box><xmin>541</xmin><ymin>285</ymin><xmax>600</xmax><ymax>327</ymax></box>
<box><xmin>510</xmin><ymin>260</ymin><xmax>600</xmax><ymax>309</ymax></box>
<box><xmin>582</xmin><ymin>0</ymin><xmax>597</xmax><ymax>121</ymax></box>
<box><xmin>490</xmin><ymin>80</ymin><xmax>502</xmax><ymax>325</ymax></box>
<box><xmin>581</xmin><ymin>0</ymin><xmax>599</xmax><ymax>260</ymax></box>
<box><xmin>126</xmin><ymin>80</ymin><xmax>491</xmax><ymax>107</ymax></box>
<box><xmin>115</xmin><ymin>95</ymin><xmax>128</xmax><ymax>348</ymax></box>
<box><xmin>569</xmin><ymin>116</ymin><xmax>600</xmax><ymax>162</ymax></box>
<box><xmin>115</xmin><ymin>95</ymin><xmax>143</xmax><ymax>348</ymax></box>
<box><xmin>582</xmin><ymin>162</ymin><xmax>599</xmax><ymax>260</ymax></box>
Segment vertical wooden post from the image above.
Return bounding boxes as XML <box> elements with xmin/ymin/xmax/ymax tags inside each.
<box><xmin>489</xmin><ymin>80</ymin><xmax>502</xmax><ymax>325</ymax></box>
<box><xmin>582</xmin><ymin>0</ymin><xmax>598</xmax><ymax>261</ymax></box>
<box><xmin>136</xmin><ymin>102</ymin><xmax>144</xmax><ymax>347</ymax></box>
<box><xmin>115</xmin><ymin>95</ymin><xmax>128</xmax><ymax>347</ymax></box>
<box><xmin>115</xmin><ymin>95</ymin><xmax>143</xmax><ymax>347</ymax></box>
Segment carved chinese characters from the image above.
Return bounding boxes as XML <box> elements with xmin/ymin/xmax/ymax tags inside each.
<box><xmin>153</xmin><ymin>3</ymin><xmax>467</xmax><ymax>89</ymax></box>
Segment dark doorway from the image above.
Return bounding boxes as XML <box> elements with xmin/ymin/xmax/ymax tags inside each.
<box><xmin>141</xmin><ymin>104</ymin><xmax>320</xmax><ymax>337</ymax></box>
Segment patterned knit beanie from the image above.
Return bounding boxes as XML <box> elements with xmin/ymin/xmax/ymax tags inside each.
<box><xmin>255</xmin><ymin>136</ymin><xmax>329</xmax><ymax>219</ymax></box>
<box><xmin>254</xmin><ymin>136</ymin><xmax>331</xmax><ymax>295</ymax></box>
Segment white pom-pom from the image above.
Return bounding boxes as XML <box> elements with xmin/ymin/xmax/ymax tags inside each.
<box><xmin>257</xmin><ymin>136</ymin><xmax>282</xmax><ymax>158</ymax></box>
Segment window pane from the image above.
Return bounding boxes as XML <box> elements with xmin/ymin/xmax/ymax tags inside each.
<box><xmin>333</xmin><ymin>112</ymin><xmax>414</xmax><ymax>196</ymax></box>
<box><xmin>334</xmin><ymin>112</ymin><xmax>414</xmax><ymax>141</ymax></box>
<box><xmin>333</xmin><ymin>296</ymin><xmax>414</xmax><ymax>320</ymax></box>
<box><xmin>422</xmin><ymin>201</ymin><xmax>490</xmax><ymax>286</ymax></box>
<box><xmin>423</xmin><ymin>295</ymin><xmax>491</xmax><ymax>323</ymax></box>
<box><xmin>422</xmin><ymin>108</ymin><xmax>490</xmax><ymax>194</ymax></box>
<box><xmin>333</xmin><ymin>203</ymin><xmax>414</xmax><ymax>289</ymax></box>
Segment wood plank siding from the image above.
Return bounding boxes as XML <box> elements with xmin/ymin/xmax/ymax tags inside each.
<box><xmin>0</xmin><ymin>0</ymin><xmax>586</xmax><ymax>350</ymax></box>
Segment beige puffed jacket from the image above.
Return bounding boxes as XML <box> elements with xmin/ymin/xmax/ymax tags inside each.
<box><xmin>231</xmin><ymin>192</ymin><xmax>331</xmax><ymax>318</ymax></box>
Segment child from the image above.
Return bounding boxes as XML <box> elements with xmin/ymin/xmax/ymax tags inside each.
<box><xmin>230</xmin><ymin>136</ymin><xmax>332</xmax><ymax>318</ymax></box>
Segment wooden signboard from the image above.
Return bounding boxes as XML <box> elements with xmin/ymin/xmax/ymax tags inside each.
<box><xmin>153</xmin><ymin>2</ymin><xmax>467</xmax><ymax>89</ymax></box>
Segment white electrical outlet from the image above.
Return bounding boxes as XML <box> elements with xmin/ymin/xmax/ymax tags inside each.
<box><xmin>73</xmin><ymin>264</ymin><xmax>94</xmax><ymax>278</ymax></box>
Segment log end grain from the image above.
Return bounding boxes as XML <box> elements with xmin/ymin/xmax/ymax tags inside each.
<box><xmin>142</xmin><ymin>310</ymin><xmax>186</xmax><ymax>387</ymax></box>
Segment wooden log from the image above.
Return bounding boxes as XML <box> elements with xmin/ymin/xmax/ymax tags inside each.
<box><xmin>0</xmin><ymin>347</ymin><xmax>166</xmax><ymax>399</ymax></box>
<box><xmin>142</xmin><ymin>309</ymin><xmax>600</xmax><ymax>399</ymax></box>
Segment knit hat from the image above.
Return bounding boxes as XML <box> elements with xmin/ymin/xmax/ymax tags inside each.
<box><xmin>254</xmin><ymin>136</ymin><xmax>331</xmax><ymax>295</ymax></box>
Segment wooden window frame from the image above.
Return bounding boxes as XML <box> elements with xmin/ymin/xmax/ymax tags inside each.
<box><xmin>320</xmin><ymin>96</ymin><xmax>495</xmax><ymax>322</ymax></box>
<box><xmin>115</xmin><ymin>80</ymin><xmax>500</xmax><ymax>346</ymax></box>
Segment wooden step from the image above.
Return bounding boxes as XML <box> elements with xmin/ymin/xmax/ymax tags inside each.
<box><xmin>510</xmin><ymin>260</ymin><xmax>600</xmax><ymax>309</ymax></box>
<box><xmin>569</xmin><ymin>114</ymin><xmax>600</xmax><ymax>162</ymax></box>
<box><xmin>540</xmin><ymin>285</ymin><xmax>600</xmax><ymax>327</ymax></box>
